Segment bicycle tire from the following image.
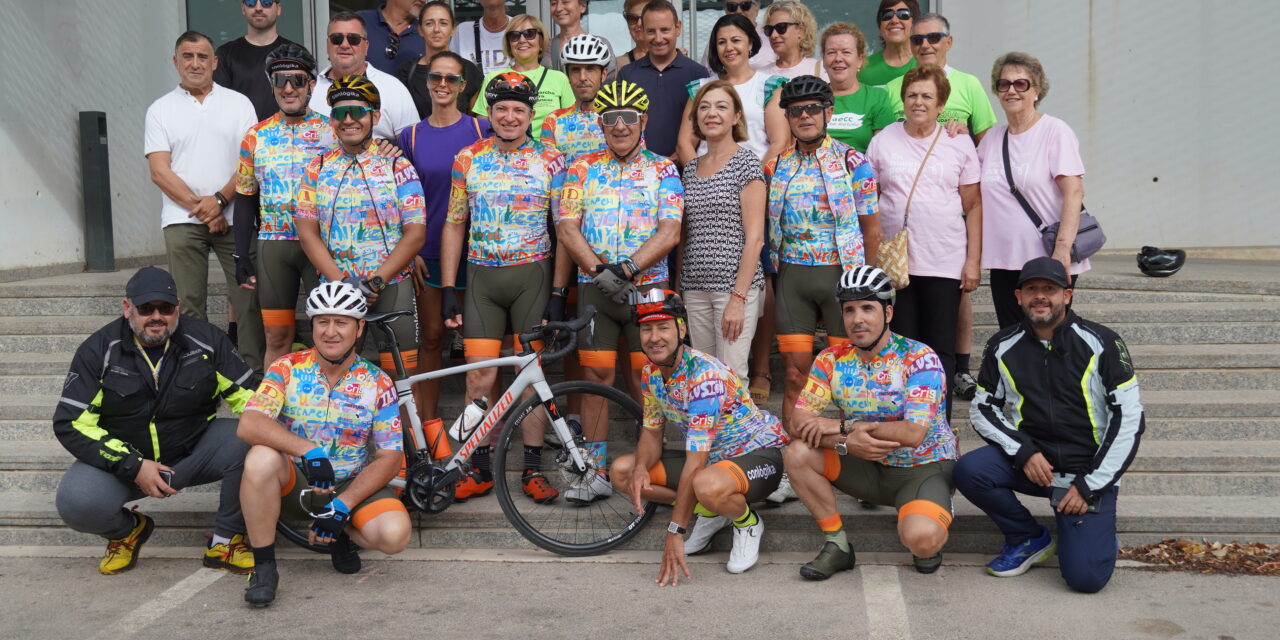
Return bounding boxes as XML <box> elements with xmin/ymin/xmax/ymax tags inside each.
<box><xmin>494</xmin><ymin>380</ymin><xmax>655</xmax><ymax>556</ymax></box>
<box><xmin>275</xmin><ymin>518</ymin><xmax>327</xmax><ymax>553</ymax></box>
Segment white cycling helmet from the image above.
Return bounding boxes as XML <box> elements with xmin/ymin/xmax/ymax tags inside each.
<box><xmin>306</xmin><ymin>281</ymin><xmax>368</xmax><ymax>319</ymax></box>
<box><xmin>561</xmin><ymin>34</ymin><xmax>613</xmax><ymax>68</ymax></box>
<box><xmin>836</xmin><ymin>265</ymin><xmax>895</xmax><ymax>305</ymax></box>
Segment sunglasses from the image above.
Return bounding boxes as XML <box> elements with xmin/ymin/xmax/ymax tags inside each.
<box><xmin>136</xmin><ymin>302</ymin><xmax>177</xmax><ymax>316</ymax></box>
<box><xmin>725</xmin><ymin>1</ymin><xmax>753</xmax><ymax>13</ymax></box>
<box><xmin>909</xmin><ymin>32</ymin><xmax>948</xmax><ymax>46</ymax></box>
<box><xmin>242</xmin><ymin>0</ymin><xmax>275</xmax><ymax>7</ymax></box>
<box><xmin>996</xmin><ymin>78</ymin><xmax>1036</xmax><ymax>93</ymax></box>
<box><xmin>385</xmin><ymin>32</ymin><xmax>400</xmax><ymax>59</ymax></box>
<box><xmin>329</xmin><ymin>33</ymin><xmax>365</xmax><ymax>47</ymax></box>
<box><xmin>624</xmin><ymin>13</ymin><xmax>642</xmax><ymax>25</ymax></box>
<box><xmin>599</xmin><ymin>109</ymin><xmax>642</xmax><ymax>127</ymax></box>
<box><xmin>506</xmin><ymin>28</ymin><xmax>541</xmax><ymax>43</ymax></box>
<box><xmin>879</xmin><ymin>8</ymin><xmax>912</xmax><ymax>22</ymax></box>
<box><xmin>332</xmin><ymin>105</ymin><xmax>375</xmax><ymax>121</ymax></box>
<box><xmin>785</xmin><ymin>103</ymin><xmax>825</xmax><ymax>118</ymax></box>
<box><xmin>763</xmin><ymin>22</ymin><xmax>799</xmax><ymax>37</ymax></box>
<box><xmin>428</xmin><ymin>71</ymin><xmax>464</xmax><ymax>86</ymax></box>
<box><xmin>269</xmin><ymin>73</ymin><xmax>310</xmax><ymax>89</ymax></box>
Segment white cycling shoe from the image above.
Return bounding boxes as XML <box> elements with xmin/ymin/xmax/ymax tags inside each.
<box><xmin>565</xmin><ymin>472</ymin><xmax>613</xmax><ymax>505</ymax></box>
<box><xmin>726</xmin><ymin>517</ymin><xmax>764</xmax><ymax>574</ymax></box>
<box><xmin>766</xmin><ymin>473</ymin><xmax>797</xmax><ymax>504</ymax></box>
<box><xmin>684</xmin><ymin>514</ymin><xmax>729</xmax><ymax>555</ymax></box>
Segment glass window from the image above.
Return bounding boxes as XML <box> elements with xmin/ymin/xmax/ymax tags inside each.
<box><xmin>188</xmin><ymin>0</ymin><xmax>308</xmax><ymax>48</ymax></box>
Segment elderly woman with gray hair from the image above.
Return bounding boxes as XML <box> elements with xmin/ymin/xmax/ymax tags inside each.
<box><xmin>977</xmin><ymin>52</ymin><xmax>1087</xmax><ymax>328</ymax></box>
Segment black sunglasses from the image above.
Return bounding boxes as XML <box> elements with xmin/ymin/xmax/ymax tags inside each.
<box><xmin>763</xmin><ymin>22</ymin><xmax>799</xmax><ymax>37</ymax></box>
<box><xmin>879</xmin><ymin>8</ymin><xmax>912</xmax><ymax>22</ymax></box>
<box><xmin>242</xmin><ymin>0</ymin><xmax>275</xmax><ymax>7</ymax></box>
<box><xmin>329</xmin><ymin>33</ymin><xmax>365</xmax><ymax>46</ymax></box>
<box><xmin>624</xmin><ymin>13</ymin><xmax>642</xmax><ymax>25</ymax></box>
<box><xmin>136</xmin><ymin>302</ymin><xmax>178</xmax><ymax>316</ymax></box>
<box><xmin>506</xmin><ymin>28</ymin><xmax>541</xmax><ymax>43</ymax></box>
<box><xmin>785</xmin><ymin>103</ymin><xmax>825</xmax><ymax>118</ymax></box>
<box><xmin>909</xmin><ymin>32</ymin><xmax>947</xmax><ymax>46</ymax></box>
<box><xmin>269</xmin><ymin>73</ymin><xmax>310</xmax><ymax>89</ymax></box>
<box><xmin>725</xmin><ymin>1</ymin><xmax>753</xmax><ymax>13</ymax></box>
<box><xmin>385</xmin><ymin>32</ymin><xmax>400</xmax><ymax>59</ymax></box>
<box><xmin>996</xmin><ymin>78</ymin><xmax>1036</xmax><ymax>93</ymax></box>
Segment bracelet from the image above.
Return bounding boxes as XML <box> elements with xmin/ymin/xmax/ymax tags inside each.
<box><xmin>839</xmin><ymin>418</ymin><xmax>850</xmax><ymax>435</ymax></box>
<box><xmin>551</xmin><ymin>287</ymin><xmax>569</xmax><ymax>297</ymax></box>
<box><xmin>730</xmin><ymin>288</ymin><xmax>748</xmax><ymax>302</ymax></box>
<box><xmin>214</xmin><ymin>192</ymin><xmax>228</xmax><ymax>208</ymax></box>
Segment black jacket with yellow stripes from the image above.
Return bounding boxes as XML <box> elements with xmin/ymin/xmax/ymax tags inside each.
<box><xmin>52</xmin><ymin>316</ymin><xmax>259</xmax><ymax>480</ymax></box>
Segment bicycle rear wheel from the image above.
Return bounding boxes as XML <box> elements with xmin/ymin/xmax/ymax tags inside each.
<box><xmin>275</xmin><ymin>518</ymin><xmax>327</xmax><ymax>553</ymax></box>
<box><xmin>494</xmin><ymin>380</ymin><xmax>654</xmax><ymax>556</ymax></box>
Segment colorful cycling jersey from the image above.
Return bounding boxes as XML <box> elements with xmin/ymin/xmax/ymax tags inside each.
<box><xmin>245</xmin><ymin>349</ymin><xmax>402</xmax><ymax>481</ymax></box>
<box><xmin>765</xmin><ymin>137</ymin><xmax>878</xmax><ymax>269</ymax></box>
<box><xmin>236</xmin><ymin>110</ymin><xmax>335</xmax><ymax>241</ymax></box>
<box><xmin>540</xmin><ymin>105</ymin><xmax>607</xmax><ymax>166</ymax></box>
<box><xmin>447</xmin><ymin>137</ymin><xmax>566</xmax><ymax>267</ymax></box>
<box><xmin>558</xmin><ymin>148</ymin><xmax>684</xmax><ymax>284</ymax></box>
<box><xmin>797</xmin><ymin>333</ymin><xmax>955</xmax><ymax>467</ymax></box>
<box><xmin>642</xmin><ymin>347</ymin><xmax>788</xmax><ymax>463</ymax></box>
<box><xmin>295</xmin><ymin>141</ymin><xmax>426</xmax><ymax>285</ymax></box>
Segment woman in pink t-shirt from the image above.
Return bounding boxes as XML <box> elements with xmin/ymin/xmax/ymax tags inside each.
<box><xmin>866</xmin><ymin>64</ymin><xmax>982</xmax><ymax>419</ymax></box>
<box><xmin>976</xmin><ymin>52</ymin><xmax>1086</xmax><ymax>328</ymax></box>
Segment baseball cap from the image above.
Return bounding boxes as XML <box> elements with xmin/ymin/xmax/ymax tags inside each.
<box><xmin>125</xmin><ymin>267</ymin><xmax>179</xmax><ymax>306</ymax></box>
<box><xmin>1016</xmin><ymin>257</ymin><xmax>1072</xmax><ymax>289</ymax></box>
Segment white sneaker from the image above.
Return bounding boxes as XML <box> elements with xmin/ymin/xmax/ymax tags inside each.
<box><xmin>684</xmin><ymin>514</ymin><xmax>729</xmax><ymax>555</ymax></box>
<box><xmin>766</xmin><ymin>473</ymin><xmax>797</xmax><ymax>504</ymax></box>
<box><xmin>726</xmin><ymin>516</ymin><xmax>763</xmax><ymax>574</ymax></box>
<box><xmin>565</xmin><ymin>472</ymin><xmax>613</xmax><ymax>505</ymax></box>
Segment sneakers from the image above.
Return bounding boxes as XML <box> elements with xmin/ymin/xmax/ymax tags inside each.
<box><xmin>521</xmin><ymin>470</ymin><xmax>560</xmax><ymax>504</ymax></box>
<box><xmin>683</xmin><ymin>514</ymin><xmax>729</xmax><ymax>555</ymax></box>
<box><xmin>453</xmin><ymin>469</ymin><xmax>494</xmax><ymax>501</ymax></box>
<box><xmin>244</xmin><ymin>561</ymin><xmax>279</xmax><ymax>608</ymax></box>
<box><xmin>765</xmin><ymin>473</ymin><xmax>797</xmax><ymax>505</ymax></box>
<box><xmin>565</xmin><ymin>472</ymin><xmax>612</xmax><ymax>505</ymax></box>
<box><xmin>986</xmin><ymin>526</ymin><xmax>1057</xmax><ymax>577</ymax></box>
<box><xmin>544</xmin><ymin>418</ymin><xmax>583</xmax><ymax>448</ymax></box>
<box><xmin>330</xmin><ymin>532</ymin><xmax>362</xmax><ymax>574</ymax></box>
<box><xmin>953</xmin><ymin>371</ymin><xmax>978</xmax><ymax>401</ymax></box>
<box><xmin>99</xmin><ymin>510</ymin><xmax>154</xmax><ymax>575</ymax></box>
<box><xmin>203</xmin><ymin>533</ymin><xmax>255</xmax><ymax>574</ymax></box>
<box><xmin>800</xmin><ymin>541</ymin><xmax>856</xmax><ymax>581</ymax></box>
<box><xmin>726</xmin><ymin>518</ymin><xmax>764</xmax><ymax>574</ymax></box>
<box><xmin>912</xmin><ymin>552</ymin><xmax>943</xmax><ymax>574</ymax></box>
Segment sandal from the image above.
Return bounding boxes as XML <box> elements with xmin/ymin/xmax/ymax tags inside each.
<box><xmin>749</xmin><ymin>373</ymin><xmax>772</xmax><ymax>404</ymax></box>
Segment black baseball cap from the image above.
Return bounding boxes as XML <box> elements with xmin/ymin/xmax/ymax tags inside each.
<box><xmin>126</xmin><ymin>267</ymin><xmax>179</xmax><ymax>305</ymax></box>
<box><xmin>1017</xmin><ymin>257</ymin><xmax>1072</xmax><ymax>289</ymax></box>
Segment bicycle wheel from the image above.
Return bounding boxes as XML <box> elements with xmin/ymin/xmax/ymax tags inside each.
<box><xmin>275</xmin><ymin>518</ymin><xmax>327</xmax><ymax>553</ymax></box>
<box><xmin>494</xmin><ymin>380</ymin><xmax>655</xmax><ymax>556</ymax></box>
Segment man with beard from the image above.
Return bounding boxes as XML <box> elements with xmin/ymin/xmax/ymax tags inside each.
<box><xmin>215</xmin><ymin>0</ymin><xmax>300</xmax><ymax>121</ymax></box>
<box><xmin>956</xmin><ymin>257</ymin><xmax>1145</xmax><ymax>593</ymax></box>
<box><xmin>53</xmin><ymin>267</ymin><xmax>260</xmax><ymax>575</ymax></box>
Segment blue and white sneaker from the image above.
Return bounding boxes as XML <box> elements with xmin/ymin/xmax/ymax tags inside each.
<box><xmin>986</xmin><ymin>525</ymin><xmax>1057</xmax><ymax>577</ymax></box>
<box><xmin>545</xmin><ymin>418</ymin><xmax>583</xmax><ymax>448</ymax></box>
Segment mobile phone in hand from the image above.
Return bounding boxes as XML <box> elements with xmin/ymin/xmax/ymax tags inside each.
<box><xmin>1049</xmin><ymin>486</ymin><xmax>1099</xmax><ymax>513</ymax></box>
<box><xmin>158</xmin><ymin>470</ymin><xmax>174</xmax><ymax>497</ymax></box>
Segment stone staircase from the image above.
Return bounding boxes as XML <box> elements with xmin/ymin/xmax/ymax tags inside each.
<box><xmin>1</xmin><ymin>258</ymin><xmax>1278</xmax><ymax>555</ymax></box>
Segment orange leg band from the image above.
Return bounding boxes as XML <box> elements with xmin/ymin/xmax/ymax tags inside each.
<box><xmin>629</xmin><ymin>351</ymin><xmax>652</xmax><ymax>370</ymax></box>
<box><xmin>821</xmin><ymin>448</ymin><xmax>842</xmax><ymax>483</ymax></box>
<box><xmin>898</xmin><ymin>499</ymin><xmax>953</xmax><ymax>529</ymax></box>
<box><xmin>647</xmin><ymin>461</ymin><xmax>668</xmax><ymax>488</ymax></box>
<box><xmin>777</xmin><ymin>334</ymin><xmax>815</xmax><ymax>353</ymax></box>
<box><xmin>578</xmin><ymin>350</ymin><xmax>616</xmax><ymax>368</ymax></box>
<box><xmin>463</xmin><ymin>338</ymin><xmax>502</xmax><ymax>359</ymax></box>
<box><xmin>352</xmin><ymin>497</ymin><xmax>409</xmax><ymax>531</ymax></box>
<box><xmin>261</xmin><ymin>309</ymin><xmax>297</xmax><ymax>327</ymax></box>
<box><xmin>712</xmin><ymin>459</ymin><xmax>749</xmax><ymax>494</ymax></box>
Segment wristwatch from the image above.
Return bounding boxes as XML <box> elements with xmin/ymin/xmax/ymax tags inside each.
<box><xmin>667</xmin><ymin>521</ymin><xmax>686</xmax><ymax>535</ymax></box>
<box><xmin>834</xmin><ymin>434</ymin><xmax>849</xmax><ymax>456</ymax></box>
<box><xmin>367</xmin><ymin>275</ymin><xmax>386</xmax><ymax>292</ymax></box>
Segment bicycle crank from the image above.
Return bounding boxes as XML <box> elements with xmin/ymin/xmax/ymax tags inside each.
<box><xmin>406</xmin><ymin>460</ymin><xmax>456</xmax><ymax>514</ymax></box>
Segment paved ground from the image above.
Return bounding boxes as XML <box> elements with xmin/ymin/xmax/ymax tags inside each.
<box><xmin>2</xmin><ymin>546</ymin><xmax>1275</xmax><ymax>639</ymax></box>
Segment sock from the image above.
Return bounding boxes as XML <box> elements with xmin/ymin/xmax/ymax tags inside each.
<box><xmin>825</xmin><ymin>528</ymin><xmax>850</xmax><ymax>553</ymax></box>
<box><xmin>732</xmin><ymin>506</ymin><xmax>758</xmax><ymax>528</ymax></box>
<box><xmin>473</xmin><ymin>445</ymin><xmax>492</xmax><ymax>479</ymax></box>
<box><xmin>956</xmin><ymin>353</ymin><xmax>971</xmax><ymax>373</ymax></box>
<box><xmin>209</xmin><ymin>534</ymin><xmax>231</xmax><ymax>548</ymax></box>
<box><xmin>693</xmin><ymin>503</ymin><xmax>717</xmax><ymax>518</ymax></box>
<box><xmin>252</xmin><ymin>544</ymin><xmax>275</xmax><ymax>565</ymax></box>
<box><xmin>586</xmin><ymin>441</ymin><xmax>607</xmax><ymax>474</ymax></box>
<box><xmin>816</xmin><ymin>513</ymin><xmax>849</xmax><ymax>552</ymax></box>
<box><xmin>523</xmin><ymin>445</ymin><xmax>542</xmax><ymax>472</ymax></box>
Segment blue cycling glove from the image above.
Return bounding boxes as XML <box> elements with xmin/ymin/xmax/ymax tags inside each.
<box><xmin>302</xmin><ymin>447</ymin><xmax>335</xmax><ymax>490</ymax></box>
<box><xmin>310</xmin><ymin>497</ymin><xmax>350</xmax><ymax>543</ymax></box>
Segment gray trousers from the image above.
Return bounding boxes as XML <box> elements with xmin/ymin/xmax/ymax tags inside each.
<box><xmin>55</xmin><ymin>418</ymin><xmax>249</xmax><ymax>540</ymax></box>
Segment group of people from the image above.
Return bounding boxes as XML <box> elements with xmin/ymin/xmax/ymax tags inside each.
<box><xmin>49</xmin><ymin>0</ymin><xmax>1146</xmax><ymax>609</ymax></box>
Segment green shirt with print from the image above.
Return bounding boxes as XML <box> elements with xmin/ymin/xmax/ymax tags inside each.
<box><xmin>885</xmin><ymin>66</ymin><xmax>997</xmax><ymax>135</ymax></box>
<box><xmin>828</xmin><ymin>85</ymin><xmax>897</xmax><ymax>152</ymax></box>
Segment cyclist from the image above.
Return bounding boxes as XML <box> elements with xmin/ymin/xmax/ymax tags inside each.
<box><xmin>440</xmin><ymin>71</ymin><xmax>569</xmax><ymax>504</ymax></box>
<box><xmin>783</xmin><ymin>265</ymin><xmax>957</xmax><ymax>579</ymax></box>
<box><xmin>295</xmin><ymin>75</ymin><xmax>426</xmax><ymax>377</ymax></box>
<box><xmin>540</xmin><ymin>34</ymin><xmax>611</xmax><ymax>165</ymax></box>
<box><xmin>611</xmin><ymin>289</ymin><xmax>787</xmax><ymax>583</ymax></box>
<box><xmin>238</xmin><ymin>281</ymin><xmax>412</xmax><ymax>608</ymax></box>
<box><xmin>234</xmin><ymin>43</ymin><xmax>333</xmax><ymax>367</ymax></box>
<box><xmin>556</xmin><ymin>80</ymin><xmax>683</xmax><ymax>504</ymax></box>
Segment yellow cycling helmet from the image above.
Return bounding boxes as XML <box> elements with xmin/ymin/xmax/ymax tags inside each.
<box><xmin>327</xmin><ymin>74</ymin><xmax>381</xmax><ymax>110</ymax></box>
<box><xmin>594</xmin><ymin>80</ymin><xmax>649</xmax><ymax>113</ymax></box>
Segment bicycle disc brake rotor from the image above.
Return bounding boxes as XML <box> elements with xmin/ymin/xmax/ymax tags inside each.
<box><xmin>406</xmin><ymin>460</ymin><xmax>455</xmax><ymax>514</ymax></box>
<box><xmin>556</xmin><ymin>446</ymin><xmax>600</xmax><ymax>491</ymax></box>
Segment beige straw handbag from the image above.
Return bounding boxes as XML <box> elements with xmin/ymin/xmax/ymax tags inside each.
<box><xmin>876</xmin><ymin>126</ymin><xmax>942</xmax><ymax>289</ymax></box>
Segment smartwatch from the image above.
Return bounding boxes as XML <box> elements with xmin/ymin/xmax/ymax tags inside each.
<box><xmin>367</xmin><ymin>275</ymin><xmax>386</xmax><ymax>292</ymax></box>
<box><xmin>834</xmin><ymin>434</ymin><xmax>849</xmax><ymax>456</ymax></box>
<box><xmin>667</xmin><ymin>521</ymin><xmax>686</xmax><ymax>535</ymax></box>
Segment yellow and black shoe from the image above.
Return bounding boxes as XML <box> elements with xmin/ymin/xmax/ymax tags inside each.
<box><xmin>204</xmin><ymin>534</ymin><xmax>255</xmax><ymax>574</ymax></box>
<box><xmin>99</xmin><ymin>510</ymin><xmax>154</xmax><ymax>575</ymax></box>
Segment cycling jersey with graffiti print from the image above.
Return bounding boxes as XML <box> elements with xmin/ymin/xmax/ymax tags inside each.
<box><xmin>236</xmin><ymin>110</ymin><xmax>335</xmax><ymax>241</ymax></box>
<box><xmin>540</xmin><ymin>106</ymin><xmax>607</xmax><ymax>166</ymax></box>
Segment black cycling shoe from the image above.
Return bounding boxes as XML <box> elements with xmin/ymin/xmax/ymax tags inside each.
<box><xmin>244</xmin><ymin>561</ymin><xmax>279</xmax><ymax>608</ymax></box>
<box><xmin>330</xmin><ymin>533</ymin><xmax>362</xmax><ymax>575</ymax></box>
<box><xmin>912</xmin><ymin>552</ymin><xmax>943</xmax><ymax>574</ymax></box>
<box><xmin>857</xmin><ymin>499</ymin><xmax>878</xmax><ymax>510</ymax></box>
<box><xmin>800</xmin><ymin>542</ymin><xmax>856</xmax><ymax>581</ymax></box>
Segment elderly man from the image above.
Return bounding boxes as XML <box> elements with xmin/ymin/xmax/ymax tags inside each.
<box><xmin>145</xmin><ymin>30</ymin><xmax>265</xmax><ymax>372</ymax></box>
<box><xmin>357</xmin><ymin>0</ymin><xmax>427</xmax><ymax>74</ymax></box>
<box><xmin>699</xmin><ymin>0</ymin><xmax>776</xmax><ymax>71</ymax></box>
<box><xmin>214</xmin><ymin>0</ymin><xmax>300</xmax><ymax>120</ymax></box>
<box><xmin>53</xmin><ymin>267</ymin><xmax>259</xmax><ymax>575</ymax></box>
<box><xmin>309</xmin><ymin>11</ymin><xmax>418</xmax><ymax>141</ymax></box>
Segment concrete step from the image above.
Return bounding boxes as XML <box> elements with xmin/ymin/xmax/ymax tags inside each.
<box><xmin>972</xmin><ymin>302</ymin><xmax>1280</xmax><ymax>326</ymax></box>
<box><xmin>972</xmin><ymin>322</ymin><xmax>1280</xmax><ymax>348</ymax></box>
<box><xmin>1126</xmin><ymin>343</ymin><xmax>1280</xmax><ymax>369</ymax></box>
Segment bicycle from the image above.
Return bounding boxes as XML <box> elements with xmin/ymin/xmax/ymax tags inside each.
<box><xmin>274</xmin><ymin>306</ymin><xmax>657</xmax><ymax>556</ymax></box>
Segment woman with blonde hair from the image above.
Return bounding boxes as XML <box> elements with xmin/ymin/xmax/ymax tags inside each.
<box><xmin>471</xmin><ymin>14</ymin><xmax>574</xmax><ymax>133</ymax></box>
<box><xmin>760</xmin><ymin>0</ymin><xmax>826</xmax><ymax>80</ymax></box>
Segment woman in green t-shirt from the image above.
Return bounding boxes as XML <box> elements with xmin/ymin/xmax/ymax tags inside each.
<box><xmin>858</xmin><ymin>0</ymin><xmax>918</xmax><ymax>88</ymax></box>
<box><xmin>472</xmin><ymin>14</ymin><xmax>574</xmax><ymax>138</ymax></box>
<box><xmin>821</xmin><ymin>23</ymin><xmax>895</xmax><ymax>153</ymax></box>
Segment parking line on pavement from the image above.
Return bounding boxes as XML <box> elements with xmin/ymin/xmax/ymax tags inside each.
<box><xmin>87</xmin><ymin>568</ymin><xmax>226</xmax><ymax>640</ymax></box>
<box><xmin>861</xmin><ymin>565</ymin><xmax>911</xmax><ymax>640</ymax></box>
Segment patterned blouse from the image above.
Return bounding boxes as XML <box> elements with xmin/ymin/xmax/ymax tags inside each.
<box><xmin>679</xmin><ymin>148</ymin><xmax>766</xmax><ymax>292</ymax></box>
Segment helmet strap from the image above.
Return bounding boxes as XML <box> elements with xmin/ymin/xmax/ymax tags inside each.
<box><xmin>610</xmin><ymin>134</ymin><xmax>644</xmax><ymax>163</ymax></box>
<box><xmin>796</xmin><ymin>111</ymin><xmax>830</xmax><ymax>147</ymax></box>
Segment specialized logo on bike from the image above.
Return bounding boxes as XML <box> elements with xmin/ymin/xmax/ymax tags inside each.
<box><xmin>456</xmin><ymin>389</ymin><xmax>516</xmax><ymax>460</ymax></box>
<box><xmin>745</xmin><ymin>462</ymin><xmax>777</xmax><ymax>481</ymax></box>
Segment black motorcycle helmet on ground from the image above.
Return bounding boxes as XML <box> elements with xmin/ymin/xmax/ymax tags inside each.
<box><xmin>1136</xmin><ymin>246</ymin><xmax>1186</xmax><ymax>277</ymax></box>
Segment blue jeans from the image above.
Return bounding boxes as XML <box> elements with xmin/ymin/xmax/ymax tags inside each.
<box><xmin>954</xmin><ymin>445</ymin><xmax>1118</xmax><ymax>593</ymax></box>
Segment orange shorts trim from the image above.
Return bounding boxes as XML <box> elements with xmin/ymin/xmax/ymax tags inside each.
<box><xmin>816</xmin><ymin>513</ymin><xmax>843</xmax><ymax>532</ymax></box>
<box><xmin>352</xmin><ymin>497</ymin><xmax>409</xmax><ymax>530</ymax></box>
<box><xmin>629</xmin><ymin>351</ymin><xmax>651</xmax><ymax>370</ymax></box>
<box><xmin>513</xmin><ymin>335</ymin><xmax>544</xmax><ymax>353</ymax></box>
<box><xmin>579</xmin><ymin>349</ymin><xmax>616</xmax><ymax>368</ymax></box>
<box><xmin>261</xmin><ymin>308</ymin><xmax>296</xmax><ymax>327</ymax></box>
<box><xmin>647</xmin><ymin>461</ymin><xmax>667</xmax><ymax>487</ymax></box>
<box><xmin>712</xmin><ymin>459</ymin><xmax>749</xmax><ymax>494</ymax></box>
<box><xmin>279</xmin><ymin>460</ymin><xmax>297</xmax><ymax>497</ymax></box>
<box><xmin>898</xmin><ymin>498</ymin><xmax>953</xmax><ymax>529</ymax></box>
<box><xmin>777</xmin><ymin>334</ymin><xmax>815</xmax><ymax>353</ymax></box>
<box><xmin>464</xmin><ymin>338</ymin><xmax>502</xmax><ymax>359</ymax></box>
<box><xmin>826</xmin><ymin>336</ymin><xmax>850</xmax><ymax>348</ymax></box>
<box><xmin>378</xmin><ymin>350</ymin><xmax>419</xmax><ymax>372</ymax></box>
<box><xmin>821</xmin><ymin>448</ymin><xmax>842</xmax><ymax>483</ymax></box>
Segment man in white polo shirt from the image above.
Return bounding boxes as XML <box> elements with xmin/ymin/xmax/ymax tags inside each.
<box><xmin>310</xmin><ymin>11</ymin><xmax>417</xmax><ymax>141</ymax></box>
<box><xmin>144</xmin><ymin>30</ymin><xmax>265</xmax><ymax>373</ymax></box>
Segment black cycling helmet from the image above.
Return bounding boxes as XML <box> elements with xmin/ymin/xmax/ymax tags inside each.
<box><xmin>485</xmin><ymin>71</ymin><xmax>538</xmax><ymax>108</ymax></box>
<box><xmin>779</xmin><ymin>74</ymin><xmax>834</xmax><ymax>108</ymax></box>
<box><xmin>327</xmin><ymin>74</ymin><xmax>381</xmax><ymax>109</ymax></box>
<box><xmin>1137</xmin><ymin>246</ymin><xmax>1186</xmax><ymax>278</ymax></box>
<box><xmin>265</xmin><ymin>42</ymin><xmax>317</xmax><ymax>79</ymax></box>
<box><xmin>836</xmin><ymin>265</ymin><xmax>895</xmax><ymax>306</ymax></box>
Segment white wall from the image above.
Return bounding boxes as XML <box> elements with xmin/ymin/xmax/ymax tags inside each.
<box><xmin>0</xmin><ymin>0</ymin><xmax>184</xmax><ymax>272</ymax></box>
<box><xmin>940</xmin><ymin>0</ymin><xmax>1279</xmax><ymax>249</ymax></box>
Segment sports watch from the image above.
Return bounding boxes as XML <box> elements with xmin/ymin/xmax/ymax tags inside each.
<box><xmin>835</xmin><ymin>434</ymin><xmax>849</xmax><ymax>456</ymax></box>
<box><xmin>367</xmin><ymin>275</ymin><xmax>386</xmax><ymax>292</ymax></box>
<box><xmin>667</xmin><ymin>521</ymin><xmax>686</xmax><ymax>535</ymax></box>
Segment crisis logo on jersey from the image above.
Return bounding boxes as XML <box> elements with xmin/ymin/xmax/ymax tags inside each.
<box><xmin>908</xmin><ymin>386</ymin><xmax>938</xmax><ymax>404</ymax></box>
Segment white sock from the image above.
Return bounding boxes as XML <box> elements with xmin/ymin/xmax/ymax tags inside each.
<box><xmin>210</xmin><ymin>534</ymin><xmax>231</xmax><ymax>548</ymax></box>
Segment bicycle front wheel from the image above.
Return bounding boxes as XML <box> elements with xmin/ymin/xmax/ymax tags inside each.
<box><xmin>494</xmin><ymin>380</ymin><xmax>654</xmax><ymax>556</ymax></box>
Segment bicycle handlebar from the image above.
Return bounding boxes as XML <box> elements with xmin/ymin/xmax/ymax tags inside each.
<box><xmin>518</xmin><ymin>305</ymin><xmax>596</xmax><ymax>364</ymax></box>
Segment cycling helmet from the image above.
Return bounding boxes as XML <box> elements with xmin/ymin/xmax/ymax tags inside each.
<box><xmin>327</xmin><ymin>74</ymin><xmax>380</xmax><ymax>109</ymax></box>
<box><xmin>485</xmin><ymin>71</ymin><xmax>538</xmax><ymax>108</ymax></box>
<box><xmin>264</xmin><ymin>42</ymin><xmax>317</xmax><ymax>78</ymax></box>
<box><xmin>779</xmin><ymin>74</ymin><xmax>834</xmax><ymax>108</ymax></box>
<box><xmin>306</xmin><ymin>281</ymin><xmax>368</xmax><ymax>319</ymax></box>
<box><xmin>1137</xmin><ymin>246</ymin><xmax>1186</xmax><ymax>278</ymax></box>
<box><xmin>630</xmin><ymin>288</ymin><xmax>686</xmax><ymax>324</ymax></box>
<box><xmin>595</xmin><ymin>80</ymin><xmax>650</xmax><ymax>113</ymax></box>
<box><xmin>561</xmin><ymin>34</ymin><xmax>613</xmax><ymax>69</ymax></box>
<box><xmin>836</xmin><ymin>265</ymin><xmax>895</xmax><ymax>305</ymax></box>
